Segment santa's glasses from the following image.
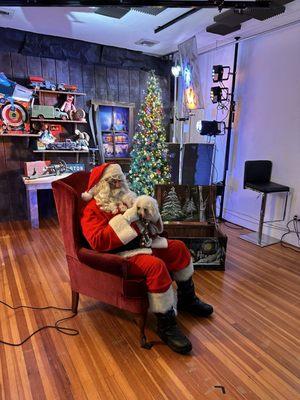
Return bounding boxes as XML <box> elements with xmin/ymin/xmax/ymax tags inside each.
<box><xmin>105</xmin><ymin>174</ymin><xmax>124</xmax><ymax>184</ymax></box>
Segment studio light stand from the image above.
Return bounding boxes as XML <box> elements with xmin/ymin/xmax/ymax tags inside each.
<box><xmin>171</xmin><ymin>64</ymin><xmax>181</xmax><ymax>143</ymax></box>
<box><xmin>219</xmin><ymin>37</ymin><xmax>240</xmax><ymax>220</ymax></box>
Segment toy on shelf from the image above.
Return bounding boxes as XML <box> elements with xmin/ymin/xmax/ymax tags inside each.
<box><xmin>74</xmin><ymin>129</ymin><xmax>90</xmax><ymax>151</ymax></box>
<box><xmin>61</xmin><ymin>94</ymin><xmax>76</xmax><ymax>119</ymax></box>
<box><xmin>38</xmin><ymin>124</ymin><xmax>56</xmax><ymax>149</ymax></box>
<box><xmin>1</xmin><ymin>73</ymin><xmax>33</xmax><ymax>104</ymax></box>
<box><xmin>31</xmin><ymin>105</ymin><xmax>68</xmax><ymax>120</ymax></box>
<box><xmin>29</xmin><ymin>76</ymin><xmax>56</xmax><ymax>91</ymax></box>
<box><xmin>73</xmin><ymin>108</ymin><xmax>86</xmax><ymax>122</ymax></box>
<box><xmin>29</xmin><ymin>76</ymin><xmax>79</xmax><ymax>92</ymax></box>
<box><xmin>46</xmin><ymin>138</ymin><xmax>84</xmax><ymax>151</ymax></box>
<box><xmin>57</xmin><ymin>83</ymin><xmax>78</xmax><ymax>92</ymax></box>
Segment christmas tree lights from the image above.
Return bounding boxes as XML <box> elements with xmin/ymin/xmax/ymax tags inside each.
<box><xmin>128</xmin><ymin>71</ymin><xmax>171</xmax><ymax>196</ymax></box>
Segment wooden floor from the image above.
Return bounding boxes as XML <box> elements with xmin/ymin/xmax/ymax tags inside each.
<box><xmin>0</xmin><ymin>219</ymin><xmax>299</xmax><ymax>400</ymax></box>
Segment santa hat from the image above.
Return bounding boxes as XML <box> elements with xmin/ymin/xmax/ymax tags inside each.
<box><xmin>81</xmin><ymin>163</ymin><xmax>123</xmax><ymax>201</ymax></box>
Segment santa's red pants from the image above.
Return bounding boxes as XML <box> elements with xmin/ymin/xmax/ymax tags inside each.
<box><xmin>127</xmin><ymin>239</ymin><xmax>192</xmax><ymax>293</ymax></box>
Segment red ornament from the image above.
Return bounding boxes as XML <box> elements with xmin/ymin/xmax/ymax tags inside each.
<box><xmin>157</xmin><ymin>169</ymin><xmax>161</xmax><ymax>175</ymax></box>
<box><xmin>147</xmin><ymin>156</ymin><xmax>150</xmax><ymax>161</ymax></box>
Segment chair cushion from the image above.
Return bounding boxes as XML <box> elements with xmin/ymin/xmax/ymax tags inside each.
<box><xmin>77</xmin><ymin>247</ymin><xmax>129</xmax><ymax>277</ymax></box>
<box><xmin>123</xmin><ymin>279</ymin><xmax>148</xmax><ymax>299</ymax></box>
<box><xmin>77</xmin><ymin>247</ymin><xmax>148</xmax><ymax>299</ymax></box>
<box><xmin>245</xmin><ymin>181</ymin><xmax>290</xmax><ymax>193</ymax></box>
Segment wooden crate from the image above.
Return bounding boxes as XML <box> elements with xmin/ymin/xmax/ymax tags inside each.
<box><xmin>155</xmin><ymin>184</ymin><xmax>227</xmax><ymax>270</ymax></box>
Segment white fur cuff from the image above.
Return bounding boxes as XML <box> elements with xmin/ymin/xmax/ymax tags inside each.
<box><xmin>173</xmin><ymin>259</ymin><xmax>194</xmax><ymax>282</ymax></box>
<box><xmin>151</xmin><ymin>236</ymin><xmax>168</xmax><ymax>249</ymax></box>
<box><xmin>109</xmin><ymin>214</ymin><xmax>138</xmax><ymax>244</ymax></box>
<box><xmin>117</xmin><ymin>248</ymin><xmax>153</xmax><ymax>258</ymax></box>
<box><xmin>148</xmin><ymin>286</ymin><xmax>176</xmax><ymax>314</ymax></box>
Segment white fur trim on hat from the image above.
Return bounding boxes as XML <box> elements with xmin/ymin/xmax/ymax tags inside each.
<box><xmin>81</xmin><ymin>191</ymin><xmax>93</xmax><ymax>201</ymax></box>
<box><xmin>148</xmin><ymin>286</ymin><xmax>176</xmax><ymax>314</ymax></box>
<box><xmin>102</xmin><ymin>163</ymin><xmax>123</xmax><ymax>180</ymax></box>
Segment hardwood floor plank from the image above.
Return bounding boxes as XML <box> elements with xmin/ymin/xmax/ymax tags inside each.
<box><xmin>0</xmin><ymin>220</ymin><xmax>299</xmax><ymax>400</ymax></box>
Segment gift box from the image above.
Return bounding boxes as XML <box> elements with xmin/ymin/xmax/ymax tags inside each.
<box><xmin>24</xmin><ymin>160</ymin><xmax>51</xmax><ymax>178</ymax></box>
<box><xmin>114</xmin><ymin>132</ymin><xmax>129</xmax><ymax>158</ymax></box>
<box><xmin>103</xmin><ymin>133</ymin><xmax>114</xmax><ymax>158</ymax></box>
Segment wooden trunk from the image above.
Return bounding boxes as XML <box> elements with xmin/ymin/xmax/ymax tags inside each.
<box><xmin>155</xmin><ymin>184</ymin><xmax>227</xmax><ymax>270</ymax></box>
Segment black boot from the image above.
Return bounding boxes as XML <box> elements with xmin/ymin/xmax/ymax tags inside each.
<box><xmin>177</xmin><ymin>278</ymin><xmax>214</xmax><ymax>317</ymax></box>
<box><xmin>155</xmin><ymin>309</ymin><xmax>192</xmax><ymax>354</ymax></box>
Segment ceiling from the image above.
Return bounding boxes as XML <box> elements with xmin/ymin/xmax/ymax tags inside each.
<box><xmin>0</xmin><ymin>2</ymin><xmax>300</xmax><ymax>56</ymax></box>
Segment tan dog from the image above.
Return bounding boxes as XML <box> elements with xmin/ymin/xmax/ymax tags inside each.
<box><xmin>135</xmin><ymin>195</ymin><xmax>163</xmax><ymax>234</ymax></box>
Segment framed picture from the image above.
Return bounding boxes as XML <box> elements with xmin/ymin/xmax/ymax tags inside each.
<box><xmin>155</xmin><ymin>184</ymin><xmax>216</xmax><ymax>223</ymax></box>
<box><xmin>94</xmin><ymin>100</ymin><xmax>135</xmax><ymax>159</ymax></box>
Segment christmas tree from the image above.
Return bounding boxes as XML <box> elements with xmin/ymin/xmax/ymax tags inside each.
<box><xmin>161</xmin><ymin>187</ymin><xmax>184</xmax><ymax>221</ymax></box>
<box><xmin>128</xmin><ymin>71</ymin><xmax>171</xmax><ymax>196</ymax></box>
<box><xmin>183</xmin><ymin>197</ymin><xmax>197</xmax><ymax>220</ymax></box>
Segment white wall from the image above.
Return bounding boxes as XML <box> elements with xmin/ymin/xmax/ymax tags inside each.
<box><xmin>197</xmin><ymin>23</ymin><xmax>300</xmax><ymax>247</ymax></box>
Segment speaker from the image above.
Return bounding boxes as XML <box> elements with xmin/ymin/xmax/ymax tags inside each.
<box><xmin>206</xmin><ymin>23</ymin><xmax>241</xmax><ymax>36</ymax></box>
<box><xmin>167</xmin><ymin>143</ymin><xmax>180</xmax><ymax>184</ymax></box>
<box><xmin>244</xmin><ymin>4</ymin><xmax>285</xmax><ymax>21</ymax></box>
<box><xmin>182</xmin><ymin>143</ymin><xmax>214</xmax><ymax>185</ymax></box>
<box><xmin>214</xmin><ymin>9</ymin><xmax>252</xmax><ymax>26</ymax></box>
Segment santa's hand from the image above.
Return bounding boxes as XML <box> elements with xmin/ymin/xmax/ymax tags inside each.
<box><xmin>123</xmin><ymin>206</ymin><xmax>139</xmax><ymax>223</ymax></box>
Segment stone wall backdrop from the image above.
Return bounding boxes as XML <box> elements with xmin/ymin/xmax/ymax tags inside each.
<box><xmin>0</xmin><ymin>31</ymin><xmax>170</xmax><ymax>222</ymax></box>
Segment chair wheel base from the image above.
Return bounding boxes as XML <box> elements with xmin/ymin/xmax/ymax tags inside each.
<box><xmin>240</xmin><ymin>232</ymin><xmax>280</xmax><ymax>247</ymax></box>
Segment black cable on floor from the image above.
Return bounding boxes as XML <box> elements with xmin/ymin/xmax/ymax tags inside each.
<box><xmin>280</xmin><ymin>219</ymin><xmax>300</xmax><ymax>253</ymax></box>
<box><xmin>223</xmin><ymin>221</ymin><xmax>245</xmax><ymax>230</ymax></box>
<box><xmin>0</xmin><ymin>300</ymin><xmax>79</xmax><ymax>347</ymax></box>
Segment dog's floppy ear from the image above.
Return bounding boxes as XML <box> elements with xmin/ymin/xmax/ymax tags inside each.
<box><xmin>151</xmin><ymin>198</ymin><xmax>163</xmax><ymax>233</ymax></box>
<box><xmin>155</xmin><ymin>215</ymin><xmax>163</xmax><ymax>234</ymax></box>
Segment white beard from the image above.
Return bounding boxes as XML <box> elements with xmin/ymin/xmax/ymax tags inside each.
<box><xmin>93</xmin><ymin>180</ymin><xmax>136</xmax><ymax>214</ymax></box>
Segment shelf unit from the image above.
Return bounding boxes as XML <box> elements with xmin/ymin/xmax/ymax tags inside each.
<box><xmin>0</xmin><ymin>133</ymin><xmax>42</xmax><ymax>138</ymax></box>
<box><xmin>31</xmin><ymin>118</ymin><xmax>87</xmax><ymax>124</ymax></box>
<box><xmin>31</xmin><ymin>88</ymin><xmax>88</xmax><ymax>163</ymax></box>
<box><xmin>35</xmin><ymin>89</ymin><xmax>86</xmax><ymax>96</ymax></box>
<box><xmin>34</xmin><ymin>149</ymin><xmax>89</xmax><ymax>163</ymax></box>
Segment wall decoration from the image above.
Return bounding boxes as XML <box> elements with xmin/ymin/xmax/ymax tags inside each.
<box><xmin>155</xmin><ymin>184</ymin><xmax>216</xmax><ymax>222</ymax></box>
<box><xmin>181</xmin><ymin>237</ymin><xmax>227</xmax><ymax>269</ymax></box>
<box><xmin>178</xmin><ymin>36</ymin><xmax>204</xmax><ymax>112</ymax></box>
<box><xmin>0</xmin><ymin>72</ymin><xmax>33</xmax><ymax>135</ymax></box>
<box><xmin>98</xmin><ymin>104</ymin><xmax>131</xmax><ymax>158</ymax></box>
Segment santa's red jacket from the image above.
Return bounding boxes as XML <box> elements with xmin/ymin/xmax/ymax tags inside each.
<box><xmin>81</xmin><ymin>199</ymin><xmax>168</xmax><ymax>258</ymax></box>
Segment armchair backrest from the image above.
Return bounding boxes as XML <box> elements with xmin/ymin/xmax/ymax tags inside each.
<box><xmin>52</xmin><ymin>172</ymin><xmax>90</xmax><ymax>259</ymax></box>
<box><xmin>244</xmin><ymin>160</ymin><xmax>272</xmax><ymax>187</ymax></box>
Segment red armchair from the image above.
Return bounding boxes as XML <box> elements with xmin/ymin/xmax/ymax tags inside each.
<box><xmin>52</xmin><ymin>172</ymin><xmax>151</xmax><ymax>348</ymax></box>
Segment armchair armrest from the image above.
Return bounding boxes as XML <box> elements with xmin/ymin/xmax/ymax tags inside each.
<box><xmin>77</xmin><ymin>247</ymin><xmax>131</xmax><ymax>278</ymax></box>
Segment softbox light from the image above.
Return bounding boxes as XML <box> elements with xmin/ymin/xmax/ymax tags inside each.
<box><xmin>196</xmin><ymin>120</ymin><xmax>225</xmax><ymax>136</ymax></box>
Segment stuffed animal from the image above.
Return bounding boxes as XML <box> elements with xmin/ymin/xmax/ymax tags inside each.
<box><xmin>74</xmin><ymin>129</ymin><xmax>90</xmax><ymax>151</ymax></box>
<box><xmin>61</xmin><ymin>94</ymin><xmax>76</xmax><ymax>119</ymax></box>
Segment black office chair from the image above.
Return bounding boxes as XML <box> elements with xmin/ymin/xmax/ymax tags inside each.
<box><xmin>240</xmin><ymin>160</ymin><xmax>290</xmax><ymax>247</ymax></box>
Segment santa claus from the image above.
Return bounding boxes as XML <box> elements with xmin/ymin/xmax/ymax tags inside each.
<box><xmin>81</xmin><ymin>163</ymin><xmax>213</xmax><ymax>354</ymax></box>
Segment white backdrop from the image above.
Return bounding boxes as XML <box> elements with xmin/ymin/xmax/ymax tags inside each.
<box><xmin>196</xmin><ymin>23</ymin><xmax>300</xmax><ymax>247</ymax></box>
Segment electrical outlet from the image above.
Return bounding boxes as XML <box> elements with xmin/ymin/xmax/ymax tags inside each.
<box><xmin>293</xmin><ymin>215</ymin><xmax>300</xmax><ymax>222</ymax></box>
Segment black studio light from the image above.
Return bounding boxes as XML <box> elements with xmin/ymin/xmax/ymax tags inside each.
<box><xmin>210</xmin><ymin>87</ymin><xmax>222</xmax><ymax>103</ymax></box>
<box><xmin>212</xmin><ymin>65</ymin><xmax>231</xmax><ymax>82</ymax></box>
<box><xmin>210</xmin><ymin>86</ymin><xmax>229</xmax><ymax>103</ymax></box>
<box><xmin>196</xmin><ymin>120</ymin><xmax>225</xmax><ymax>136</ymax></box>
